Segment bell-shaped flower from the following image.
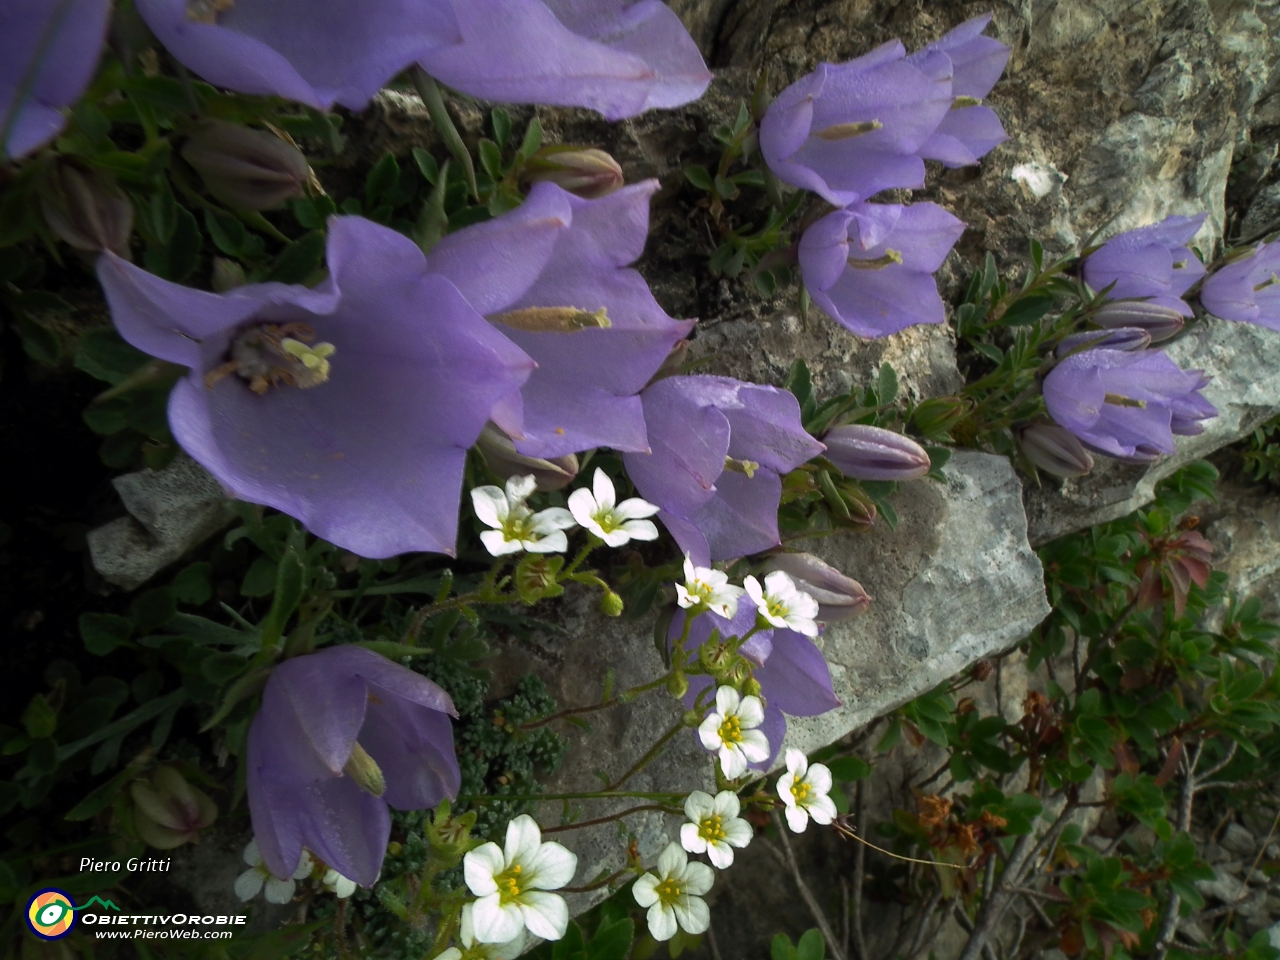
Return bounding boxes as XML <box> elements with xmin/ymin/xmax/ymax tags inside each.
<box><xmin>234</xmin><ymin>840</ymin><xmax>312</xmax><ymax>904</ymax></box>
<box><xmin>821</xmin><ymin>423</ymin><xmax>933</xmax><ymax>480</ymax></box>
<box><xmin>246</xmin><ymin>646</ymin><xmax>461</xmax><ymax>889</ymax></box>
<box><xmin>759</xmin><ymin>41</ymin><xmax>953</xmax><ymax>206</ymax></box>
<box><xmin>1042</xmin><ymin>348</ymin><xmax>1216</xmax><ymax>463</ymax></box>
<box><xmin>801</xmin><ymin>201</ymin><xmax>965</xmax><ymax>338</ymax></box>
<box><xmin>1015</xmin><ymin>421</ymin><xmax>1095</xmax><ymax>478</ymax></box>
<box><xmin>777</xmin><ymin>749</ymin><xmax>837</xmax><ymax>833</ymax></box>
<box><xmin>680</xmin><ymin>790</ymin><xmax>753</xmax><ymax>869</ymax></box>
<box><xmin>675</xmin><ymin>554</ymin><xmax>744</xmax><ymax>619</ymax></box>
<box><xmin>567</xmin><ymin>468</ymin><xmax>659</xmax><ymax>547</ymax></box>
<box><xmin>633</xmin><ymin>843</ymin><xmax>714</xmax><ymax>941</ymax></box>
<box><xmin>743</xmin><ymin>571</ymin><xmax>819</xmax><ymax>638</ymax></box>
<box><xmin>436</xmin><ymin>903</ymin><xmax>526</xmax><ymax>960</ymax></box>
<box><xmin>472</xmin><ymin>474</ymin><xmax>576</xmax><ymax>556</ymax></box>
<box><xmin>698</xmin><ymin>686</ymin><xmax>770</xmax><ymax>778</ymax></box>
<box><xmin>134</xmin><ymin>0</ymin><xmax>459</xmax><ymax>111</ymax></box>
<box><xmin>624</xmin><ymin>375</ymin><xmax>825</xmax><ymax>566</ymax></box>
<box><xmin>97</xmin><ymin>216</ymin><xmax>534</xmax><ymax>559</ymax></box>
<box><xmin>760</xmin><ymin>553</ymin><xmax>870</xmax><ymax>623</ymax></box>
<box><xmin>906</xmin><ymin>15</ymin><xmax>1010</xmax><ymax>166</ymax></box>
<box><xmin>2</xmin><ymin>0</ymin><xmax>111</xmax><ymax>161</ymax></box>
<box><xmin>1082</xmin><ymin>214</ymin><xmax>1207</xmax><ymax>316</ymax></box>
<box><xmin>1200</xmin><ymin>242</ymin><xmax>1280</xmax><ymax>330</ymax></box>
<box><xmin>129</xmin><ymin>766</ymin><xmax>218</xmax><ymax>850</ymax></box>
<box><xmin>421</xmin><ymin>0</ymin><xmax>711</xmax><ymax>121</ymax></box>
<box><xmin>463</xmin><ymin>814</ymin><xmax>577</xmax><ymax>944</ymax></box>
<box><xmin>423</xmin><ymin>181</ymin><xmax>693</xmax><ymax>460</ymax></box>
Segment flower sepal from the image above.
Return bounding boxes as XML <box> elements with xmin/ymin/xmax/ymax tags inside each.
<box><xmin>427</xmin><ymin>800</ymin><xmax>482</xmax><ymax>867</ymax></box>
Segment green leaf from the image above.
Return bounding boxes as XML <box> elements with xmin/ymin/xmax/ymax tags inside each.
<box><xmin>518</xmin><ymin>118</ymin><xmax>543</xmax><ymax>160</ymax></box>
<box><xmin>260</xmin><ymin>544</ymin><xmax>306</xmax><ymax>647</ymax></box>
<box><xmin>79</xmin><ymin>613</ymin><xmax>134</xmax><ymax>656</ymax></box>
<box><xmin>74</xmin><ymin>328</ymin><xmax>151</xmax><ymax>385</ymax></box>
<box><xmin>202</xmin><ymin>652</ymin><xmax>250</xmax><ymax>684</ymax></box>
<box><xmin>772</xmin><ymin>934</ymin><xmax>796</xmax><ymax>960</ymax></box>
<box><xmin>796</xmin><ymin>928</ymin><xmax>825</xmax><ymax>960</ymax></box>
<box><xmin>877</xmin><ymin>362</ymin><xmax>899</xmax><ymax>405</ymax></box>
<box><xmin>491</xmin><ymin>108</ymin><xmax>512</xmax><ymax>148</ymax></box>
<box><xmin>65</xmin><ymin>748</ymin><xmax>154</xmax><ymax>821</ymax></box>
<box><xmin>262</xmin><ymin>230</ymin><xmax>325</xmax><ymax>284</ymax></box>
<box><xmin>516</xmin><ymin>554</ymin><xmax>566</xmax><ymax>604</ymax></box>
<box><xmin>478</xmin><ymin>138</ymin><xmax>504</xmax><ymax>181</ymax></box>
<box><xmin>129</xmin><ymin>588</ymin><xmax>177</xmax><ymax>633</ymax></box>
<box><xmin>998</xmin><ymin>292</ymin><xmax>1054</xmax><ymax>327</ymax></box>
<box><xmin>827</xmin><ymin>756</ymin><xmax>871</xmax><ymax>782</ymax></box>
<box><xmin>684</xmin><ymin>166</ymin><xmax>714</xmax><ymax>191</ymax></box>
<box><xmin>171</xmin><ymin>562</ymin><xmax>213</xmax><ymax>606</ymax></box>
<box><xmin>412</xmin><ymin>148</ymin><xmax>439</xmax><ymax>185</ymax></box>
<box><xmin>587</xmin><ymin>918</ymin><xmax>634</xmax><ymax>960</ymax></box>
<box><xmin>365</xmin><ymin>151</ymin><xmax>401</xmax><ymax>208</ymax></box>
<box><xmin>22</xmin><ymin>694</ymin><xmax>57</xmax><ymax>739</ymax></box>
<box><xmin>200</xmin><ymin>666</ymin><xmax>271</xmax><ymax>732</ymax></box>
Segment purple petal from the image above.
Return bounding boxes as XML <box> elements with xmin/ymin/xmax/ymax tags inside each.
<box><xmin>359</xmin><ymin>694</ymin><xmax>460</xmax><ymax>810</ymax></box>
<box><xmin>810</xmin><ymin>262</ymin><xmax>947</xmax><ymax>337</ymax></box>
<box><xmin>917</xmin><ymin>105</ymin><xmax>1008</xmax><ymax>166</ymax></box>
<box><xmin>754</xmin><ymin>629</ymin><xmax>841</xmax><ymax>717</ymax></box>
<box><xmin>624</xmin><ymin>379</ymin><xmax>732</xmax><ymax>516</ymax></box>
<box><xmin>317</xmin><ymin>645</ymin><xmax>457</xmax><ymax>716</ymax></box>
<box><xmin>682</xmin><ymin>468</ymin><xmax>785</xmax><ymax>561</ymax></box>
<box><xmin>789</xmin><ymin>208</ymin><xmax>850</xmax><ymax>294</ymax></box>
<box><xmin>266</xmin><ymin>653</ymin><xmax>370</xmax><ymax>777</ymax></box>
<box><xmin>288</xmin><ymin>775</ymin><xmax>390</xmax><ymax>887</ymax></box>
<box><xmin>908</xmin><ymin>15</ymin><xmax>1009</xmax><ymax>99</ymax></box>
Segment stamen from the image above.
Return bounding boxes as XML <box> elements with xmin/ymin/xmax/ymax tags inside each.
<box><xmin>814</xmin><ymin>120</ymin><xmax>883</xmax><ymax>140</ymax></box>
<box><xmin>491</xmin><ymin>306</ymin><xmax>611</xmax><ymax>332</ymax></box>
<box><xmin>717</xmin><ymin>715</ymin><xmax>743</xmax><ymax>745</ymax></box>
<box><xmin>186</xmin><ymin>0</ymin><xmax>234</xmax><ymax>24</ymax></box>
<box><xmin>951</xmin><ymin>96</ymin><xmax>983</xmax><ymax>109</ymax></box>
<box><xmin>724</xmin><ymin>457</ymin><xmax>760</xmax><ymax>478</ymax></box>
<box><xmin>212</xmin><ymin>322</ymin><xmax>337</xmax><ymax>395</ymax></box>
<box><xmin>1253</xmin><ymin>274</ymin><xmax>1280</xmax><ymax>292</ymax></box>
<box><xmin>1103</xmin><ymin>392</ymin><xmax>1146</xmax><ymax>408</ymax></box>
<box><xmin>848</xmin><ymin>250</ymin><xmax>903</xmax><ymax>270</ymax></box>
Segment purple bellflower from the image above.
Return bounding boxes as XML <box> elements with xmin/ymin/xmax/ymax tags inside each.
<box><xmin>1042</xmin><ymin>348</ymin><xmax>1216</xmax><ymax>463</ymax></box>
<box><xmin>906</xmin><ymin>15</ymin><xmax>1010</xmax><ymax>167</ymax></box>
<box><xmin>247</xmin><ymin>645</ymin><xmax>460</xmax><ymax>889</ymax></box>
<box><xmin>2</xmin><ymin>0</ymin><xmax>111</xmax><ymax>161</ymax></box>
<box><xmin>821</xmin><ymin>424</ymin><xmax>932</xmax><ymax>481</ymax></box>
<box><xmin>96</xmin><ymin>216</ymin><xmax>534</xmax><ymax>559</ymax></box>
<box><xmin>800</xmin><ymin>201</ymin><xmax>965</xmax><ymax>338</ymax></box>
<box><xmin>759</xmin><ymin>41</ymin><xmax>954</xmax><ymax>206</ymax></box>
<box><xmin>1082</xmin><ymin>214</ymin><xmax>1207</xmax><ymax>316</ymax></box>
<box><xmin>624</xmin><ymin>375</ymin><xmax>825</xmax><ymax>566</ymax></box>
<box><xmin>675</xmin><ymin>603</ymin><xmax>841</xmax><ymax>769</ymax></box>
<box><xmin>624</xmin><ymin>376</ymin><xmax>824</xmax><ymax>568</ymax></box>
<box><xmin>423</xmin><ymin>180</ymin><xmax>694</xmax><ymax>460</ymax></box>
<box><xmin>135</xmin><ymin>0</ymin><xmax>462</xmax><ymax>111</ymax></box>
<box><xmin>423</xmin><ymin>0</ymin><xmax>712</xmax><ymax>121</ymax></box>
<box><xmin>1199</xmin><ymin>242</ymin><xmax>1280</xmax><ymax>331</ymax></box>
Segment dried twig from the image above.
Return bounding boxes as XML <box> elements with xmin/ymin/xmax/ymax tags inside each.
<box><xmin>767</xmin><ymin>811</ymin><xmax>848</xmax><ymax>960</ymax></box>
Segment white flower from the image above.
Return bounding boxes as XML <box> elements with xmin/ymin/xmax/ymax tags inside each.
<box><xmin>632</xmin><ymin>842</ymin><xmax>714</xmax><ymax>942</ymax></box>
<box><xmin>463</xmin><ymin>814</ymin><xmax>578</xmax><ymax>944</ymax></box>
<box><xmin>472</xmin><ymin>475</ymin><xmax>576</xmax><ymax>556</ymax></box>
<box><xmin>777</xmin><ymin>748</ymin><xmax>837</xmax><ymax>833</ymax></box>
<box><xmin>697</xmin><ymin>686</ymin><xmax>770</xmax><ymax>778</ymax></box>
<box><xmin>322</xmin><ymin>868</ymin><xmax>357</xmax><ymax>899</ymax></box>
<box><xmin>434</xmin><ymin>903</ymin><xmax>526</xmax><ymax>960</ymax></box>
<box><xmin>743</xmin><ymin>570</ymin><xmax>820</xmax><ymax>637</ymax></box>
<box><xmin>233</xmin><ymin>839</ymin><xmax>312</xmax><ymax>904</ymax></box>
<box><xmin>679</xmin><ymin>790</ymin><xmax>753</xmax><ymax>869</ymax></box>
<box><xmin>675</xmin><ymin>555</ymin><xmax>744</xmax><ymax>619</ymax></box>
<box><xmin>567</xmin><ymin>468</ymin><xmax>659</xmax><ymax>547</ymax></box>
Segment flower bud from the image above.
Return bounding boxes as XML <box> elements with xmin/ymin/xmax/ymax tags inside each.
<box><xmin>667</xmin><ymin>671</ymin><xmax>689</xmax><ymax>699</ymax></box>
<box><xmin>743</xmin><ymin>677</ymin><xmax>762</xmax><ymax>699</ymax></box>
<box><xmin>647</xmin><ymin>338</ymin><xmax>690</xmax><ymax>386</ymax></box>
<box><xmin>182</xmin><ymin>120</ymin><xmax>310</xmax><ymax>211</ymax></box>
<box><xmin>600</xmin><ymin>589</ymin><xmax>625</xmax><ymax>617</ymax></box>
<box><xmin>129</xmin><ymin>766</ymin><xmax>217</xmax><ymax>850</ymax></box>
<box><xmin>761</xmin><ymin>553</ymin><xmax>870</xmax><ymax>622</ymax></box>
<box><xmin>910</xmin><ymin>396</ymin><xmax>971</xmax><ymax>438</ymax></box>
<box><xmin>1016</xmin><ymin>421</ymin><xmax>1095</xmax><ymax>479</ymax></box>
<box><xmin>823</xmin><ymin>424</ymin><xmax>931</xmax><ymax>481</ymax></box>
<box><xmin>211</xmin><ymin>257</ymin><xmax>247</xmax><ymax>292</ymax></box>
<box><xmin>476</xmin><ymin>422</ymin><xmax>578</xmax><ymax>492</ymax></box>
<box><xmin>1057</xmin><ymin>327</ymin><xmax>1151</xmax><ymax>356</ymax></box>
<box><xmin>38</xmin><ymin>161</ymin><xmax>133</xmax><ymax>256</ymax></box>
<box><xmin>1092</xmin><ymin>300</ymin><xmax>1185</xmax><ymax>342</ymax></box>
<box><xmin>524</xmin><ymin>146</ymin><xmax>624</xmax><ymax>199</ymax></box>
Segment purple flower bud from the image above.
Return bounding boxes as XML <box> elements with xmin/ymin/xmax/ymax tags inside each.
<box><xmin>761</xmin><ymin>553</ymin><xmax>871</xmax><ymax>622</ymax></box>
<box><xmin>182</xmin><ymin>121</ymin><xmax>310</xmax><ymax>211</ymax></box>
<box><xmin>38</xmin><ymin>161</ymin><xmax>133</xmax><ymax>256</ymax></box>
<box><xmin>130</xmin><ymin>766</ymin><xmax>218</xmax><ymax>850</ymax></box>
<box><xmin>1015</xmin><ymin>421</ymin><xmax>1094</xmax><ymax>478</ymax></box>
<box><xmin>759</xmin><ymin>41</ymin><xmax>953</xmax><ymax>206</ymax></box>
<box><xmin>800</xmin><ymin>201</ymin><xmax>965</xmax><ymax>338</ymax></box>
<box><xmin>2</xmin><ymin>0</ymin><xmax>111</xmax><ymax>160</ymax></box>
<box><xmin>1057</xmin><ymin>327</ymin><xmax>1151</xmax><ymax>356</ymax></box>
<box><xmin>524</xmin><ymin>146</ymin><xmax>624</xmax><ymax>199</ymax></box>
<box><xmin>1082</xmin><ymin>214</ymin><xmax>1207</xmax><ymax>316</ymax></box>
<box><xmin>1090</xmin><ymin>300</ymin><xmax>1185</xmax><ymax>342</ymax></box>
<box><xmin>1042</xmin><ymin>348</ymin><xmax>1217</xmax><ymax>463</ymax></box>
<box><xmin>1200</xmin><ymin>242</ymin><xmax>1280</xmax><ymax>331</ymax></box>
<box><xmin>822</xmin><ymin>424</ymin><xmax>931</xmax><ymax>481</ymax></box>
<box><xmin>247</xmin><ymin>646</ymin><xmax>460</xmax><ymax>888</ymax></box>
<box><xmin>475</xmin><ymin>422</ymin><xmax>578</xmax><ymax>491</ymax></box>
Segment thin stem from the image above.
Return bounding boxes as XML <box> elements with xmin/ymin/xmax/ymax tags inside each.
<box><xmin>562</xmin><ymin>866</ymin><xmax>632</xmax><ymax>894</ymax></box>
<box><xmin>851</xmin><ymin>779</ymin><xmax>869</xmax><ymax>960</ymax></box>
<box><xmin>605</xmin><ymin>718</ymin><xmax>686</xmax><ymax>792</ymax></box>
<box><xmin>562</xmin><ymin>536</ymin><xmax>599</xmax><ymax>578</ymax></box>
<box><xmin>520</xmin><ymin>671</ymin><xmax>672</xmax><ymax>729</ymax></box>
<box><xmin>767</xmin><ymin>812</ymin><xmax>848</xmax><ymax>960</ymax></box>
<box><xmin>459</xmin><ymin>791</ymin><xmax>684</xmax><ymax>802</ymax></box>
<box><xmin>541</xmin><ymin>804</ymin><xmax>679</xmax><ymax>834</ymax></box>
<box><xmin>410</xmin><ymin>68</ymin><xmax>478</xmax><ymax>200</ymax></box>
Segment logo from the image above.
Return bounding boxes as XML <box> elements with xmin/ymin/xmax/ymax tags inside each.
<box><xmin>26</xmin><ymin>889</ymin><xmax>76</xmax><ymax>940</ymax></box>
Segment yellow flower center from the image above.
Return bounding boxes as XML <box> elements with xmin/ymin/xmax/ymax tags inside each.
<box><xmin>495</xmin><ymin>863</ymin><xmax>523</xmax><ymax>904</ymax></box>
<box><xmin>718</xmin><ymin>715</ymin><xmax>743</xmax><ymax>745</ymax></box>
<box><xmin>698</xmin><ymin>814</ymin><xmax>726</xmax><ymax>843</ymax></box>
<box><xmin>791</xmin><ymin>780</ymin><xmax>811</xmax><ymax>804</ymax></box>
<box><xmin>205</xmin><ymin>322</ymin><xmax>336</xmax><ymax>395</ymax></box>
<box><xmin>654</xmin><ymin>876</ymin><xmax>685</xmax><ymax>907</ymax></box>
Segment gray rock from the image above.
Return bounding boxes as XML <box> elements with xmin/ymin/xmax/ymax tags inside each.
<box><xmin>86</xmin><ymin>453</ymin><xmax>234</xmax><ymax>591</ymax></box>
<box><xmin>1241</xmin><ymin>181</ymin><xmax>1280</xmax><ymax>240</ymax></box>
<box><xmin>1223</xmin><ymin>822</ymin><xmax>1261</xmax><ymax>858</ymax></box>
<box><xmin>1197</xmin><ymin>477</ymin><xmax>1280</xmax><ymax>620</ymax></box>
<box><xmin>1196</xmin><ymin>866</ymin><xmax>1246</xmax><ymax>905</ymax></box>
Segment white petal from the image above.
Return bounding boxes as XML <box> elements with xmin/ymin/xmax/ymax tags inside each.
<box><xmin>680</xmin><ymin>860</ymin><xmax>716</xmax><ymax>897</ymax></box>
<box><xmin>715</xmin><ymin>686</ymin><xmax>741</xmax><ymax>717</ymax></box>
<box><xmin>684</xmin><ymin>790</ymin><xmax>715</xmax><ymax>822</ymax></box>
<box><xmin>567</xmin><ymin>487</ymin><xmax>598</xmax><ymax>528</ymax></box>
<box><xmin>784</xmin><ymin>748</ymin><xmax>808</xmax><ymax>778</ymax></box>
<box><xmin>519</xmin><ymin>891</ymin><xmax>569</xmax><ymax>941</ymax></box>
<box><xmin>736</xmin><ymin>695</ymin><xmax>765</xmax><ymax>728</ymax></box>
<box><xmin>763</xmin><ymin>570</ymin><xmax>796</xmax><ymax>597</ymax></box>
<box><xmin>526</xmin><ymin>840</ymin><xmax>577</xmax><ymax>890</ymax></box>
<box><xmin>333</xmin><ymin>876</ymin><xmax>356</xmax><ymax>898</ymax></box>
<box><xmin>233</xmin><ymin>869</ymin><xmax>264</xmax><ymax>902</ymax></box>
<box><xmin>505</xmin><ymin>474</ymin><xmax>537</xmax><ymax>503</ymax></box>
<box><xmin>682</xmin><ymin>554</ymin><xmax>697</xmax><ymax>584</ymax></box>
<box><xmin>523</xmin><ymin>530</ymin><xmax>568</xmax><ymax>553</ymax></box>
<box><xmin>471</xmin><ymin>486</ymin><xmax>508</xmax><ymax>528</ymax></box>
<box><xmin>806</xmin><ymin>762</ymin><xmax>833</xmax><ymax>795</ymax></box>
<box><xmin>600</xmin><ymin>527</ymin><xmax>632</xmax><ymax>548</ymax></box>
<box><xmin>614</xmin><ymin>497</ymin><xmax>661</xmax><ymax>521</ymax></box>
<box><xmin>809</xmin><ymin>795</ymin><xmax>838</xmax><ymax>825</ymax></box>
<box><xmin>656</xmin><ymin>842</ymin><xmax>688</xmax><ymax>878</ymax></box>
<box><xmin>242</xmin><ymin>839</ymin><xmax>261</xmax><ymax>867</ymax></box>
<box><xmin>790</xmin><ymin>589</ymin><xmax>820</xmax><ymax>619</ymax></box>
<box><xmin>494</xmin><ymin>929</ymin><xmax>527</xmax><ymax>960</ymax></box>
<box><xmin>738</xmin><ymin>729</ymin><xmax>771</xmax><ymax>763</ymax></box>
<box><xmin>786</xmin><ymin>805</ymin><xmax>811</xmax><ymax>833</ymax></box>
<box><xmin>743</xmin><ymin>576</ymin><xmax>765</xmax><ymax>607</ymax></box>
<box><xmin>591</xmin><ymin>468</ymin><xmax>616</xmax><ymax>510</ymax></box>
<box><xmin>762</xmin><ymin>610</ymin><xmax>790</xmax><ymax>629</ymax></box>
<box><xmin>292</xmin><ymin>850</ymin><xmax>314</xmax><ymax>879</ymax></box>
<box><xmin>531</xmin><ymin>507</ymin><xmax>576</xmax><ymax>532</ymax></box>
<box><xmin>463</xmin><ymin>843</ymin><xmax>505</xmax><ymax>897</ymax></box>
<box><xmin>480</xmin><ymin>530</ymin><xmax>524</xmax><ymax>556</ymax></box>
<box><xmin>777</xmin><ymin>772</ymin><xmax>797</xmax><ymax>806</ymax></box>
<box><xmin>723</xmin><ymin>817</ymin><xmax>754</xmax><ymax>848</ymax></box>
<box><xmin>712</xmin><ymin>791</ymin><xmax>741</xmax><ymax>819</ymax></box>
<box><xmin>632</xmin><ymin>873</ymin><xmax>660</xmax><ymax>908</ymax></box>
<box><xmin>619</xmin><ymin>518</ymin><xmax>659</xmax><ymax>541</ymax></box>
<box><xmin>719</xmin><ymin>744</ymin><xmax>747</xmax><ymax>778</ymax></box>
<box><xmin>263</xmin><ymin>877</ymin><xmax>296</xmax><ymax>904</ymax></box>
<box><xmin>471</xmin><ymin>896</ymin><xmax>524</xmax><ymax>945</ymax></box>
<box><xmin>672</xmin><ymin>894</ymin><xmax>710</xmax><ymax>935</ymax></box>
<box><xmin>787</xmin><ymin>615</ymin><xmax>820</xmax><ymax>638</ymax></box>
<box><xmin>711</xmin><ymin>599</ymin><xmax>737</xmax><ymax>618</ymax></box>
<box><xmin>460</xmin><ymin>902</ymin><xmax>477</xmax><ymax>947</ymax></box>
<box><xmin>707</xmin><ymin>840</ymin><xmax>734</xmax><ymax>869</ymax></box>
<box><xmin>505</xmin><ymin>814</ymin><xmax>543</xmax><ymax>866</ymax></box>
<box><xmin>434</xmin><ymin>950</ymin><xmax>462</xmax><ymax>960</ymax></box>
<box><xmin>698</xmin><ymin>714</ymin><xmax>724</xmax><ymax>750</ymax></box>
<box><xmin>675</xmin><ymin>585</ymin><xmax>697</xmax><ymax>609</ymax></box>
<box><xmin>680</xmin><ymin>823</ymin><xmax>707</xmax><ymax>854</ymax></box>
<box><xmin>647</xmin><ymin>903</ymin><xmax>678</xmax><ymax>942</ymax></box>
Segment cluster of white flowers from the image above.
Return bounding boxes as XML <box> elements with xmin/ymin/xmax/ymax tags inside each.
<box><xmin>234</xmin><ymin>839</ymin><xmax>356</xmax><ymax>903</ymax></box>
<box><xmin>473</xmin><ymin>469</ymin><xmax>658</xmax><ymax>557</ymax></box>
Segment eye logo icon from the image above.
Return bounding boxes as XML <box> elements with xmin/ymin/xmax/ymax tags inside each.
<box><xmin>26</xmin><ymin>889</ymin><xmax>76</xmax><ymax>940</ymax></box>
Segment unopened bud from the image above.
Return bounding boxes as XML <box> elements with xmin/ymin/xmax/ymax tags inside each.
<box><xmin>761</xmin><ymin>553</ymin><xmax>871</xmax><ymax>622</ymax></box>
<box><xmin>742</xmin><ymin>677</ymin><xmax>762</xmax><ymax>698</ymax></box>
<box><xmin>910</xmin><ymin>396</ymin><xmax>971</xmax><ymax>438</ymax></box>
<box><xmin>1092</xmin><ymin>300</ymin><xmax>1185</xmax><ymax>342</ymax></box>
<box><xmin>343</xmin><ymin>742</ymin><xmax>386</xmax><ymax>797</ymax></box>
<box><xmin>1016</xmin><ymin>421</ymin><xmax>1094</xmax><ymax>479</ymax></box>
<box><xmin>667</xmin><ymin>671</ymin><xmax>689</xmax><ymax>699</ymax></box>
<box><xmin>682</xmin><ymin>710</ymin><xmax>701</xmax><ymax>727</ymax></box>
<box><xmin>647</xmin><ymin>339</ymin><xmax>690</xmax><ymax>386</ymax></box>
<box><xmin>524</xmin><ymin>146</ymin><xmax>624</xmax><ymax>199</ymax></box>
<box><xmin>129</xmin><ymin>766</ymin><xmax>217</xmax><ymax>850</ymax></box>
<box><xmin>211</xmin><ymin>257</ymin><xmax>247</xmax><ymax>292</ymax></box>
<box><xmin>39</xmin><ymin>161</ymin><xmax>133</xmax><ymax>256</ymax></box>
<box><xmin>182</xmin><ymin>120</ymin><xmax>309</xmax><ymax>211</ymax></box>
<box><xmin>1057</xmin><ymin>327</ymin><xmax>1151</xmax><ymax>356</ymax></box>
<box><xmin>476</xmin><ymin>422</ymin><xmax>578</xmax><ymax>492</ymax></box>
<box><xmin>823</xmin><ymin>424</ymin><xmax>931</xmax><ymax>481</ymax></box>
<box><xmin>600</xmin><ymin>590</ymin><xmax>624</xmax><ymax>617</ymax></box>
